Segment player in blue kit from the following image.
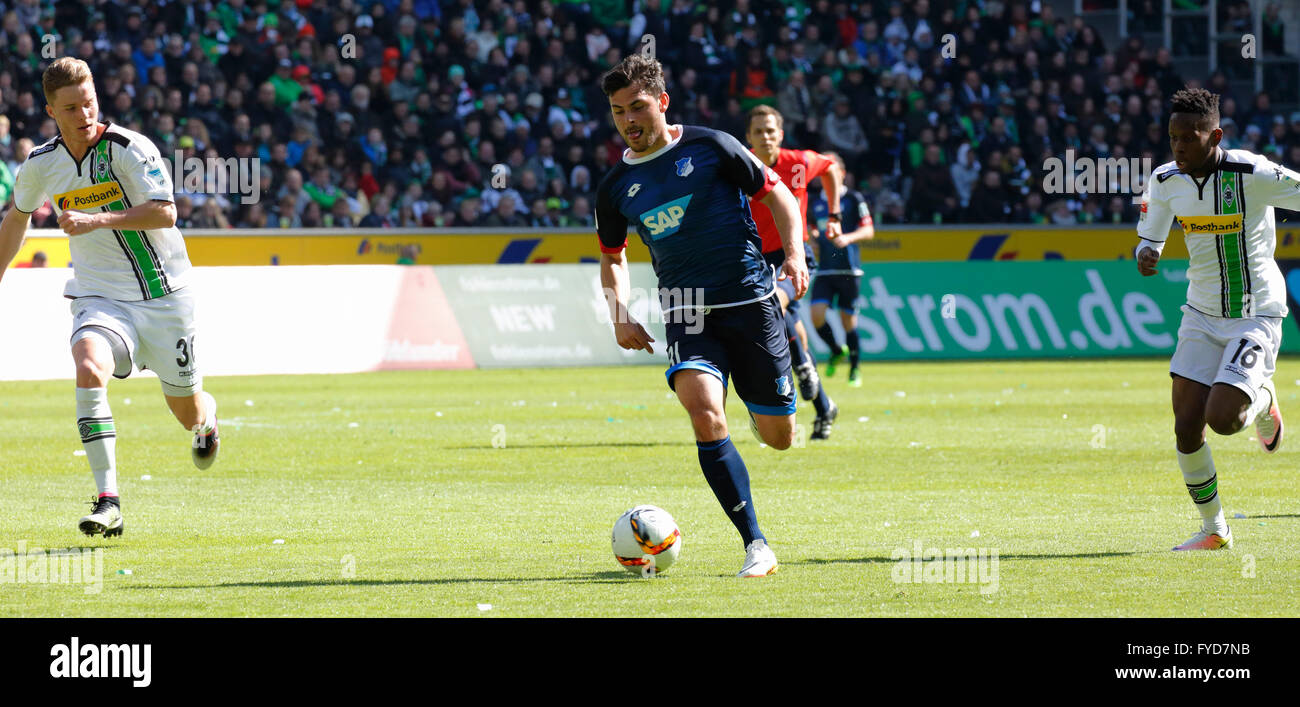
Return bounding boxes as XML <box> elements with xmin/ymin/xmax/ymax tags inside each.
<box><xmin>809</xmin><ymin>153</ymin><xmax>874</xmax><ymax>386</ymax></box>
<box><xmin>594</xmin><ymin>54</ymin><xmax>808</xmax><ymax>577</ymax></box>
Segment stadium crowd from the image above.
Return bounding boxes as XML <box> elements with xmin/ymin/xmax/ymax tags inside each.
<box><xmin>1</xmin><ymin>0</ymin><xmax>1298</xmax><ymax>231</ymax></box>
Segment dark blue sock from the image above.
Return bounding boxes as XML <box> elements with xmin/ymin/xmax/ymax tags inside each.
<box><xmin>813</xmin><ymin>385</ymin><xmax>831</xmax><ymax>416</ymax></box>
<box><xmin>846</xmin><ymin>325</ymin><xmax>861</xmax><ymax>368</ymax></box>
<box><xmin>697</xmin><ymin>437</ymin><xmax>763</xmax><ymax>547</ymax></box>
<box><xmin>784</xmin><ymin>313</ymin><xmax>807</xmax><ymax>367</ymax></box>
<box><xmin>815</xmin><ymin>322</ymin><xmax>839</xmax><ymax>350</ymax></box>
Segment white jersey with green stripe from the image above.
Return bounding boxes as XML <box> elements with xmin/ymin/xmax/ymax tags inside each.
<box><xmin>1137</xmin><ymin>149</ymin><xmax>1300</xmax><ymax>319</ymax></box>
<box><xmin>12</xmin><ymin>123</ymin><xmax>190</xmax><ymax>301</ymax></box>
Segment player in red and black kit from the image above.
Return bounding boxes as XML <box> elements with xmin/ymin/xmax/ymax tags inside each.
<box><xmin>745</xmin><ymin>105</ymin><xmax>841</xmax><ymax>439</ymax></box>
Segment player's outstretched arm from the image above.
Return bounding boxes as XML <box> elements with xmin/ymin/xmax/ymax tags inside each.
<box><xmin>835</xmin><ymin>223</ymin><xmax>875</xmax><ymax>248</ymax></box>
<box><xmin>1134</xmin><ymin>177</ymin><xmax>1172</xmax><ymax>278</ymax></box>
<box><xmin>0</xmin><ymin>204</ymin><xmax>32</xmax><ymax>285</ymax></box>
<box><xmin>600</xmin><ymin>249</ymin><xmax>655</xmax><ymax>353</ymax></box>
<box><xmin>761</xmin><ymin>181</ymin><xmax>808</xmax><ymax>299</ymax></box>
<box><xmin>58</xmin><ymin>199</ymin><xmax>176</xmax><ymax>236</ymax></box>
<box><xmin>834</xmin><ymin>204</ymin><xmax>875</xmax><ymax>247</ymax></box>
<box><xmin>818</xmin><ymin>160</ymin><xmax>844</xmax><ymax>241</ymax></box>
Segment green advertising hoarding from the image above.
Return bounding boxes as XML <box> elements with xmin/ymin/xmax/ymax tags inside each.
<box><xmin>440</xmin><ymin>260</ymin><xmax>1300</xmax><ymax>367</ymax></box>
<box><xmin>800</xmin><ymin>260</ymin><xmax>1300</xmax><ymax>360</ymax></box>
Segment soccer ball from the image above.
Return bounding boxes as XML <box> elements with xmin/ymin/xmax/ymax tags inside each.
<box><xmin>611</xmin><ymin>505</ymin><xmax>682</xmax><ymax>577</ymax></box>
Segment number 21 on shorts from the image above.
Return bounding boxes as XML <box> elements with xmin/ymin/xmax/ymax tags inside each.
<box><xmin>666</xmin><ymin>341</ymin><xmax>681</xmax><ymax>366</ymax></box>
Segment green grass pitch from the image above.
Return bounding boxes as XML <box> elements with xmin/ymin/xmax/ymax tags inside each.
<box><xmin>1</xmin><ymin>359</ymin><xmax>1296</xmax><ymax>617</ymax></box>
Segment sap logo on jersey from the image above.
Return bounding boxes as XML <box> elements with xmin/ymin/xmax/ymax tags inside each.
<box><xmin>641</xmin><ymin>194</ymin><xmax>693</xmax><ymax>239</ymax></box>
<box><xmin>54</xmin><ymin>183</ymin><xmax>124</xmax><ymax>212</ymax></box>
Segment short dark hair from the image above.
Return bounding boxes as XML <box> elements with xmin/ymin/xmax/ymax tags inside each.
<box><xmin>1170</xmin><ymin>87</ymin><xmax>1220</xmax><ymax>126</ymax></box>
<box><xmin>600</xmin><ymin>53</ymin><xmax>666</xmax><ymax>99</ymax></box>
<box><xmin>746</xmin><ymin>104</ymin><xmax>783</xmax><ymax>133</ymax></box>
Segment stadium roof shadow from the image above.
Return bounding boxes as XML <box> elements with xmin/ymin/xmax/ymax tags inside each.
<box><xmin>788</xmin><ymin>551</ymin><xmax>1147</xmax><ymax>566</ymax></box>
<box><xmin>445</xmin><ymin>441</ymin><xmax>693</xmax><ymax>449</ymax></box>
<box><xmin>121</xmin><ymin>572</ymin><xmax>653</xmax><ymax>590</ymax></box>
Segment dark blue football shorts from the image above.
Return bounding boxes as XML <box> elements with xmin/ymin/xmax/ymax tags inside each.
<box><xmin>663</xmin><ymin>295</ymin><xmax>796</xmax><ymax>416</ymax></box>
<box><xmin>811</xmin><ymin>274</ymin><xmax>861</xmax><ymax>312</ymax></box>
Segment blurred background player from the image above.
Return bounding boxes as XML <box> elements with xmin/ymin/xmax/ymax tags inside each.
<box><xmin>0</xmin><ymin>58</ymin><xmax>219</xmax><ymax>539</ymax></box>
<box><xmin>595</xmin><ymin>54</ymin><xmax>807</xmax><ymax>577</ymax></box>
<box><xmin>809</xmin><ymin>152</ymin><xmax>874</xmax><ymax>387</ymax></box>
<box><xmin>1137</xmin><ymin>87</ymin><xmax>1300</xmax><ymax>552</ymax></box>
<box><xmin>745</xmin><ymin>105</ymin><xmax>841</xmax><ymax>439</ymax></box>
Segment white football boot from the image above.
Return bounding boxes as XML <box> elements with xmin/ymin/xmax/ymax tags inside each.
<box><xmin>1172</xmin><ymin>527</ymin><xmax>1233</xmax><ymax>551</ymax></box>
<box><xmin>1253</xmin><ymin>378</ymin><xmax>1283</xmax><ymax>453</ymax></box>
<box><xmin>737</xmin><ymin>538</ymin><xmax>779</xmax><ymax>577</ymax></box>
<box><xmin>79</xmin><ymin>497</ymin><xmax>124</xmax><ymax>538</ymax></box>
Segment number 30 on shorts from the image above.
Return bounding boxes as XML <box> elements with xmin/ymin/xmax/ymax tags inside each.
<box><xmin>175</xmin><ymin>335</ymin><xmax>196</xmax><ymax>367</ymax></box>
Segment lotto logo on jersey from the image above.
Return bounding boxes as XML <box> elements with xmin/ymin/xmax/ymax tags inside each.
<box><xmin>640</xmin><ymin>194</ymin><xmax>693</xmax><ymax>240</ymax></box>
<box><xmin>1178</xmin><ymin>214</ymin><xmax>1243</xmax><ymax>235</ymax></box>
<box><xmin>54</xmin><ymin>183</ymin><xmax>124</xmax><ymax>212</ymax></box>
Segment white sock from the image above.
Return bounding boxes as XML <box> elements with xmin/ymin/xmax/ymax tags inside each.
<box><xmin>76</xmin><ymin>387</ymin><xmax>117</xmax><ymax>498</ymax></box>
<box><xmin>1177</xmin><ymin>442</ymin><xmax>1227</xmax><ymax>536</ymax></box>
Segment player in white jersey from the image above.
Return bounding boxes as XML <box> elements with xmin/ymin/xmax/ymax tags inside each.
<box><xmin>1136</xmin><ymin>87</ymin><xmax>1300</xmax><ymax>551</ymax></box>
<box><xmin>0</xmin><ymin>58</ymin><xmax>220</xmax><ymax>538</ymax></box>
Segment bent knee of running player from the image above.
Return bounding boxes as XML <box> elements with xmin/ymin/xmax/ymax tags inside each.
<box><xmin>672</xmin><ymin>368</ymin><xmax>730</xmax><ymax>441</ymax></box>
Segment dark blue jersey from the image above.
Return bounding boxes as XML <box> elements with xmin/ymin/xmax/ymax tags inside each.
<box><xmin>596</xmin><ymin>125</ymin><xmax>780</xmax><ymax>307</ymax></box>
<box><xmin>811</xmin><ymin>188</ymin><xmax>871</xmax><ymax>275</ymax></box>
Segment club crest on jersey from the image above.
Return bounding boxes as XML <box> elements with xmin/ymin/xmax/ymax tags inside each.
<box><xmin>94</xmin><ymin>156</ymin><xmax>110</xmax><ymax>181</ymax></box>
<box><xmin>1222</xmin><ymin>185</ymin><xmax>1234</xmax><ymax>206</ymax></box>
<box><xmin>675</xmin><ymin>157</ymin><xmax>694</xmax><ymax>178</ymax></box>
<box><xmin>776</xmin><ymin>375</ymin><xmax>792</xmax><ymax>397</ymax></box>
<box><xmin>640</xmin><ymin>194</ymin><xmax>692</xmax><ymax>239</ymax></box>
<box><xmin>627</xmin><ymin>183</ymin><xmax>641</xmax><ymax>198</ymax></box>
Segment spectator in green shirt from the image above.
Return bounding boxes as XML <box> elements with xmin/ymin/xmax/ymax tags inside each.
<box><xmin>270</xmin><ymin>59</ymin><xmax>304</xmax><ymax>107</ymax></box>
<box><xmin>0</xmin><ymin>158</ymin><xmax>13</xmax><ymax>208</ymax></box>
<box><xmin>304</xmin><ymin>167</ymin><xmax>342</xmax><ymax>210</ymax></box>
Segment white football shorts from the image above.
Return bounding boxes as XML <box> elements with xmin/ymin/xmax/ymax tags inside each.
<box><xmin>69</xmin><ymin>288</ymin><xmax>202</xmax><ymax>396</ymax></box>
<box><xmin>1169</xmin><ymin>305</ymin><xmax>1282</xmax><ymax>403</ymax></box>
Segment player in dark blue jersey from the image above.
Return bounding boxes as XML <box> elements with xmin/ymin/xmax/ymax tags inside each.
<box><xmin>809</xmin><ymin>153</ymin><xmax>874</xmax><ymax>386</ymax></box>
<box><xmin>595</xmin><ymin>54</ymin><xmax>807</xmax><ymax>578</ymax></box>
